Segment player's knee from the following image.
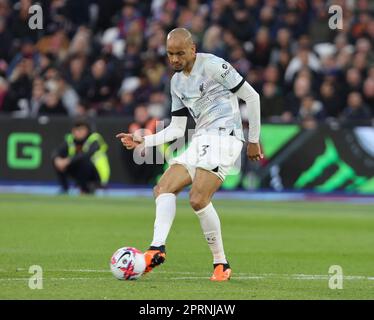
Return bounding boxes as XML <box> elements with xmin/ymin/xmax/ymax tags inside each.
<box><xmin>189</xmin><ymin>190</ymin><xmax>208</xmax><ymax>211</ymax></box>
<box><xmin>153</xmin><ymin>185</ymin><xmax>162</xmax><ymax>198</ymax></box>
<box><xmin>153</xmin><ymin>184</ymin><xmax>174</xmax><ymax>199</ymax></box>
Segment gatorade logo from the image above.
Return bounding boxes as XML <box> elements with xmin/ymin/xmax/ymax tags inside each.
<box><xmin>7</xmin><ymin>133</ymin><xmax>42</xmax><ymax>169</ymax></box>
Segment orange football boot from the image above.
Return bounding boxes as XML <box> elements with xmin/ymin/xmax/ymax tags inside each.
<box><xmin>210</xmin><ymin>263</ymin><xmax>232</xmax><ymax>281</ymax></box>
<box><xmin>143</xmin><ymin>246</ymin><xmax>166</xmax><ymax>274</ymax></box>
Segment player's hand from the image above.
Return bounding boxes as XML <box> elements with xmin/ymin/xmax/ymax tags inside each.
<box><xmin>247</xmin><ymin>142</ymin><xmax>263</xmax><ymax>161</ymax></box>
<box><xmin>116</xmin><ymin>133</ymin><xmax>144</xmax><ymax>150</ymax></box>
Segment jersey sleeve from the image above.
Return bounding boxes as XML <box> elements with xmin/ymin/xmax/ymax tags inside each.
<box><xmin>205</xmin><ymin>56</ymin><xmax>245</xmax><ymax>93</ymax></box>
<box><xmin>170</xmin><ymin>78</ymin><xmax>186</xmax><ymax>113</ymax></box>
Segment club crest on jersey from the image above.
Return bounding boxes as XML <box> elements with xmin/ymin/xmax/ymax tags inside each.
<box><xmin>199</xmin><ymin>83</ymin><xmax>206</xmax><ymax>96</ymax></box>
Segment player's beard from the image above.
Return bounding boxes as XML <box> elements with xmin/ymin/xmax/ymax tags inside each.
<box><xmin>171</xmin><ymin>63</ymin><xmax>184</xmax><ymax>72</ymax></box>
<box><xmin>173</xmin><ymin>67</ymin><xmax>184</xmax><ymax>73</ymax></box>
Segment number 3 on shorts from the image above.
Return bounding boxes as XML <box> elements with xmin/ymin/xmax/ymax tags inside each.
<box><xmin>200</xmin><ymin>144</ymin><xmax>210</xmax><ymax>157</ymax></box>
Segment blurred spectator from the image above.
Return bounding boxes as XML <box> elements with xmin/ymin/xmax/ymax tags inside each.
<box><xmin>128</xmin><ymin>104</ymin><xmax>158</xmax><ymax>136</ymax></box>
<box><xmin>298</xmin><ymin>94</ymin><xmax>325</xmax><ymax>122</ymax></box>
<box><xmin>56</xmin><ymin>75</ymin><xmax>79</xmax><ymax>116</ymax></box>
<box><xmin>270</xmin><ymin>28</ymin><xmax>292</xmax><ymax>65</ymax></box>
<box><xmin>68</xmin><ymin>26</ymin><xmax>92</xmax><ymax>57</ymax></box>
<box><xmin>0</xmin><ymin>16</ymin><xmax>12</xmax><ymax>62</ymax></box>
<box><xmin>64</xmin><ymin>0</ymin><xmax>90</xmax><ymax>27</ymax></box>
<box><xmin>258</xmin><ymin>5</ymin><xmax>278</xmax><ymax>38</ymax></box>
<box><xmin>0</xmin><ymin>0</ymin><xmax>10</xmax><ymax>20</ymax></box>
<box><xmin>85</xmin><ymin>58</ymin><xmax>116</xmax><ymax>110</ymax></box>
<box><xmin>263</xmin><ymin>64</ymin><xmax>281</xmax><ymax>86</ymax></box>
<box><xmin>64</xmin><ymin>54</ymin><xmax>89</xmax><ymax>97</ymax></box>
<box><xmin>351</xmin><ymin>51</ymin><xmax>368</xmax><ymax>75</ymax></box>
<box><xmin>190</xmin><ymin>14</ymin><xmax>206</xmax><ymax>47</ymax></box>
<box><xmin>38</xmin><ymin>89</ymin><xmax>67</xmax><ymax>116</ymax></box>
<box><xmin>284</xmin><ymin>46</ymin><xmax>321</xmax><ymax>84</ymax></box>
<box><xmin>275</xmin><ymin>49</ymin><xmax>291</xmax><ymax>81</ymax></box>
<box><xmin>7</xmin><ymin>57</ymin><xmax>34</xmax><ymax>113</ymax></box>
<box><xmin>368</xmin><ymin>66</ymin><xmax>374</xmax><ymax>80</ymax></box>
<box><xmin>29</xmin><ymin>77</ymin><xmax>45</xmax><ymax>117</ymax></box>
<box><xmin>148</xmin><ymin>90</ymin><xmax>167</xmax><ymax>119</ymax></box>
<box><xmin>74</xmin><ymin>100</ymin><xmax>90</xmax><ymax>117</ymax></box>
<box><xmin>123</xmin><ymin>42</ymin><xmax>142</xmax><ymax>77</ymax></box>
<box><xmin>202</xmin><ymin>25</ymin><xmax>225</xmax><ymax>57</ymax></box>
<box><xmin>343</xmin><ymin>67</ymin><xmax>363</xmax><ymax>94</ymax></box>
<box><xmin>145</xmin><ymin>23</ymin><xmax>167</xmax><ymax>56</ymax></box>
<box><xmin>278</xmin><ymin>7</ymin><xmax>306</xmax><ymax>39</ymax></box>
<box><xmin>0</xmin><ymin>76</ymin><xmax>12</xmax><ymax>111</ymax></box>
<box><xmin>229</xmin><ymin>46</ymin><xmax>250</xmax><ymax>76</ymax></box>
<box><xmin>36</xmin><ymin>25</ymin><xmax>70</xmax><ymax>62</ymax></box>
<box><xmin>227</xmin><ymin>3</ymin><xmax>255</xmax><ymax>42</ymax></box>
<box><xmin>260</xmin><ymin>82</ymin><xmax>285</xmax><ymax>120</ymax></box>
<box><xmin>341</xmin><ymin>92</ymin><xmax>372</xmax><ymax>121</ymax></box>
<box><xmin>142</xmin><ymin>55</ymin><xmax>167</xmax><ymax>90</ymax></box>
<box><xmin>7</xmin><ymin>39</ymin><xmax>39</xmax><ymax>78</ymax></box>
<box><xmin>319</xmin><ymin>80</ymin><xmax>343</xmax><ymax>118</ymax></box>
<box><xmin>94</xmin><ymin>0</ymin><xmax>123</xmax><ymax>33</ymax></box>
<box><xmin>117</xmin><ymin>90</ymin><xmax>136</xmax><ymax>116</ymax></box>
<box><xmin>133</xmin><ymin>73</ymin><xmax>153</xmax><ymax>104</ymax></box>
<box><xmin>249</xmin><ymin>27</ymin><xmax>273</xmax><ymax>67</ymax></box>
<box><xmin>284</xmin><ymin>75</ymin><xmax>312</xmax><ymax>120</ymax></box>
<box><xmin>362</xmin><ymin>78</ymin><xmax>374</xmax><ymax>113</ymax></box>
<box><xmin>351</xmin><ymin>9</ymin><xmax>372</xmax><ymax>39</ymax></box>
<box><xmin>117</xmin><ymin>2</ymin><xmax>145</xmax><ymax>40</ymax></box>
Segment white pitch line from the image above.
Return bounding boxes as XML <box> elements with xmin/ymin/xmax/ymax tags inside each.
<box><xmin>177</xmin><ymin>276</ymin><xmax>374</xmax><ymax>281</ymax></box>
<box><xmin>171</xmin><ymin>276</ymin><xmax>265</xmax><ymax>280</ymax></box>
<box><xmin>1</xmin><ymin>269</ymin><xmax>374</xmax><ymax>282</ymax></box>
<box><xmin>0</xmin><ymin>277</ymin><xmax>110</xmax><ymax>281</ymax></box>
<box><xmin>12</xmin><ymin>268</ymin><xmax>110</xmax><ymax>273</ymax></box>
<box><xmin>10</xmin><ymin>268</ymin><xmax>209</xmax><ymax>274</ymax></box>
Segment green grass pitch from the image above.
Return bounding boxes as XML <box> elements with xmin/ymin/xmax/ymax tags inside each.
<box><xmin>0</xmin><ymin>194</ymin><xmax>373</xmax><ymax>300</ymax></box>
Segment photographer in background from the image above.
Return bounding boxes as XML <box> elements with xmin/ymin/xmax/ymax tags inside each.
<box><xmin>52</xmin><ymin>118</ymin><xmax>110</xmax><ymax>194</ymax></box>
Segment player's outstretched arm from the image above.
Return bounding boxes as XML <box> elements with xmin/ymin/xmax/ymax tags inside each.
<box><xmin>116</xmin><ymin>116</ymin><xmax>187</xmax><ymax>150</ymax></box>
<box><xmin>234</xmin><ymin>81</ymin><xmax>263</xmax><ymax>161</ymax></box>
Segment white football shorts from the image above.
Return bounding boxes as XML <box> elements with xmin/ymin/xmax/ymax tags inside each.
<box><xmin>168</xmin><ymin>134</ymin><xmax>244</xmax><ymax>181</ymax></box>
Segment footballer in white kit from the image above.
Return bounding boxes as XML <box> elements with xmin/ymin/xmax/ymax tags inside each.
<box><xmin>117</xmin><ymin>28</ymin><xmax>262</xmax><ymax>281</ymax></box>
<box><xmin>167</xmin><ymin>51</ymin><xmax>248</xmax><ymax>181</ymax></box>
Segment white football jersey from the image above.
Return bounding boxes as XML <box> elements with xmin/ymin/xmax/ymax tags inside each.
<box><xmin>171</xmin><ymin>53</ymin><xmax>245</xmax><ymax>141</ymax></box>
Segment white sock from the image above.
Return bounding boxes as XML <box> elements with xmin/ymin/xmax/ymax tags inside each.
<box><xmin>195</xmin><ymin>202</ymin><xmax>227</xmax><ymax>264</ymax></box>
<box><xmin>150</xmin><ymin>193</ymin><xmax>176</xmax><ymax>247</ymax></box>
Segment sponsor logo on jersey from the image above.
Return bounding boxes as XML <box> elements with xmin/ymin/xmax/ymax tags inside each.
<box><xmin>221</xmin><ymin>64</ymin><xmax>230</xmax><ymax>78</ymax></box>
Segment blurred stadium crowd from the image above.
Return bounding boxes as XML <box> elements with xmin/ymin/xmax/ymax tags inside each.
<box><xmin>0</xmin><ymin>0</ymin><xmax>373</xmax><ymax>130</ymax></box>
